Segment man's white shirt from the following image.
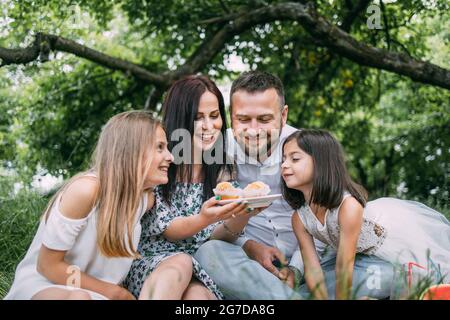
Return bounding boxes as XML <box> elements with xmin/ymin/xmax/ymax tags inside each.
<box><xmin>226</xmin><ymin>125</ymin><xmax>326</xmax><ymax>273</ymax></box>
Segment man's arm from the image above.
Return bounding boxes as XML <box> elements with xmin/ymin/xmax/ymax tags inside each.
<box><xmin>242</xmin><ymin>239</ymin><xmax>287</xmax><ymax>277</ymax></box>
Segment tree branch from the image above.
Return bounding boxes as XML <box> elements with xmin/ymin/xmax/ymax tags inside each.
<box><xmin>293</xmin><ymin>0</ymin><xmax>371</xmax><ymax>96</ymax></box>
<box><xmin>0</xmin><ymin>33</ymin><xmax>168</xmax><ymax>86</ymax></box>
<box><xmin>1</xmin><ymin>2</ymin><xmax>449</xmax><ymax>91</ymax></box>
<box><xmin>187</xmin><ymin>1</ymin><xmax>449</xmax><ymax>89</ymax></box>
<box><xmin>245</xmin><ymin>2</ymin><xmax>450</xmax><ymax>89</ymax></box>
<box><xmin>0</xmin><ymin>33</ymin><xmax>44</xmax><ymax>65</ymax></box>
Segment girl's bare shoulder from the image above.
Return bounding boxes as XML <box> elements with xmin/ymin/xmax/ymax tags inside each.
<box><xmin>59</xmin><ymin>176</ymin><xmax>99</xmax><ymax>220</ymax></box>
<box><xmin>338</xmin><ymin>196</ymin><xmax>364</xmax><ymax>225</ymax></box>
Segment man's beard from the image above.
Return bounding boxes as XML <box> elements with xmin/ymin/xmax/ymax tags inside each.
<box><xmin>235</xmin><ymin>128</ymin><xmax>281</xmax><ymax>162</ymax></box>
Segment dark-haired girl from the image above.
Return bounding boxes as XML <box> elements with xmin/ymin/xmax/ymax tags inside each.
<box><xmin>281</xmin><ymin>129</ymin><xmax>450</xmax><ymax>299</ymax></box>
<box><xmin>124</xmin><ymin>75</ymin><xmax>262</xmax><ymax>300</ymax></box>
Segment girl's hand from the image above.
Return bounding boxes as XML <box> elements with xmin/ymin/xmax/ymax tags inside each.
<box><xmin>278</xmin><ymin>267</ymin><xmax>296</xmax><ymax>289</ymax></box>
<box><xmin>199</xmin><ymin>196</ymin><xmax>249</xmax><ymax>224</ymax></box>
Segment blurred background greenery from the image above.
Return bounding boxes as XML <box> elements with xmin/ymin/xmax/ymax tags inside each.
<box><xmin>0</xmin><ymin>0</ymin><xmax>449</xmax><ymax>298</ymax></box>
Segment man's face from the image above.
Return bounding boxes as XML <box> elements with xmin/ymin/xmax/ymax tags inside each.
<box><xmin>231</xmin><ymin>88</ymin><xmax>288</xmax><ymax>160</ymax></box>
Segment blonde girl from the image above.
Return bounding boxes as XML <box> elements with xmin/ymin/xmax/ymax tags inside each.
<box><xmin>5</xmin><ymin>110</ymin><xmax>173</xmax><ymax>300</ymax></box>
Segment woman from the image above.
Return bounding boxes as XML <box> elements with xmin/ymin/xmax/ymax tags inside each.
<box><xmin>124</xmin><ymin>75</ymin><xmax>262</xmax><ymax>300</ymax></box>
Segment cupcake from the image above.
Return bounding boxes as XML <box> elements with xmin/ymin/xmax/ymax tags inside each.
<box><xmin>243</xmin><ymin>181</ymin><xmax>271</xmax><ymax>198</ymax></box>
<box><xmin>213</xmin><ymin>182</ymin><xmax>243</xmax><ymax>200</ymax></box>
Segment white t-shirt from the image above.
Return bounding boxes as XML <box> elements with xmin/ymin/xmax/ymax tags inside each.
<box><xmin>225</xmin><ymin>125</ymin><xmax>326</xmax><ymax>273</ymax></box>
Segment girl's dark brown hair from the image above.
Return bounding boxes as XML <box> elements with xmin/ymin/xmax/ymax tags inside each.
<box><xmin>281</xmin><ymin>129</ymin><xmax>367</xmax><ymax>210</ymax></box>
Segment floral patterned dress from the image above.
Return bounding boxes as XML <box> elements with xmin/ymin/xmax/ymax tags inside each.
<box><xmin>124</xmin><ymin>182</ymin><xmax>227</xmax><ymax>299</ymax></box>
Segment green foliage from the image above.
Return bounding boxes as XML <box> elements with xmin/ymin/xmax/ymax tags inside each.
<box><xmin>0</xmin><ymin>0</ymin><xmax>449</xmax><ymax>204</ymax></box>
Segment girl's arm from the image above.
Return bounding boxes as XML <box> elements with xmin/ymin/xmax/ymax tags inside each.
<box><xmin>37</xmin><ymin>246</ymin><xmax>134</xmax><ymax>300</ymax></box>
<box><xmin>292</xmin><ymin>213</ymin><xmax>328</xmax><ymax>300</ymax></box>
<box><xmin>163</xmin><ymin>197</ymin><xmax>248</xmax><ymax>242</ymax></box>
<box><xmin>36</xmin><ymin>177</ymin><xmax>134</xmax><ymax>300</ymax></box>
<box><xmin>336</xmin><ymin>197</ymin><xmax>363</xmax><ymax>300</ymax></box>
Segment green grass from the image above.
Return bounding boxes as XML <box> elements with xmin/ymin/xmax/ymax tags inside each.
<box><xmin>0</xmin><ymin>175</ymin><xmax>448</xmax><ymax>299</ymax></box>
<box><xmin>0</xmin><ymin>177</ymin><xmax>49</xmax><ymax>299</ymax></box>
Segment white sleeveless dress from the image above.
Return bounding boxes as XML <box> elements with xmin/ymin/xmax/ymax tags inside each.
<box><xmin>4</xmin><ymin>174</ymin><xmax>148</xmax><ymax>300</ymax></box>
<box><xmin>296</xmin><ymin>193</ymin><xmax>450</xmax><ymax>283</ymax></box>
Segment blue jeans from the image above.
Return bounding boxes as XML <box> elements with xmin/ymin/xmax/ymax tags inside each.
<box><xmin>194</xmin><ymin>240</ymin><xmax>394</xmax><ymax>300</ymax></box>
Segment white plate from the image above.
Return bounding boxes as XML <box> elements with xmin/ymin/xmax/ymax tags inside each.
<box><xmin>217</xmin><ymin>194</ymin><xmax>282</xmax><ymax>208</ymax></box>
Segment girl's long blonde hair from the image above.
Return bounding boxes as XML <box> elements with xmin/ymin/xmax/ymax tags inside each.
<box><xmin>43</xmin><ymin>110</ymin><xmax>160</xmax><ymax>258</ymax></box>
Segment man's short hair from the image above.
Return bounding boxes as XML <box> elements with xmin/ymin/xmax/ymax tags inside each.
<box><xmin>230</xmin><ymin>71</ymin><xmax>286</xmax><ymax>109</ymax></box>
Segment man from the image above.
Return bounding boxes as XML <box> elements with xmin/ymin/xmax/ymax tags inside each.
<box><xmin>194</xmin><ymin>71</ymin><xmax>393</xmax><ymax>299</ymax></box>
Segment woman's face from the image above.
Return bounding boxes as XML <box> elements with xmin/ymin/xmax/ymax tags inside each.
<box><xmin>193</xmin><ymin>90</ymin><xmax>223</xmax><ymax>153</ymax></box>
<box><xmin>144</xmin><ymin>126</ymin><xmax>174</xmax><ymax>189</ymax></box>
<box><xmin>281</xmin><ymin>139</ymin><xmax>314</xmax><ymax>190</ymax></box>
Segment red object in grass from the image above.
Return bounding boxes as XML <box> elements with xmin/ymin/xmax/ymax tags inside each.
<box><xmin>421</xmin><ymin>284</ymin><xmax>450</xmax><ymax>300</ymax></box>
<box><xmin>407</xmin><ymin>262</ymin><xmax>426</xmax><ymax>289</ymax></box>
